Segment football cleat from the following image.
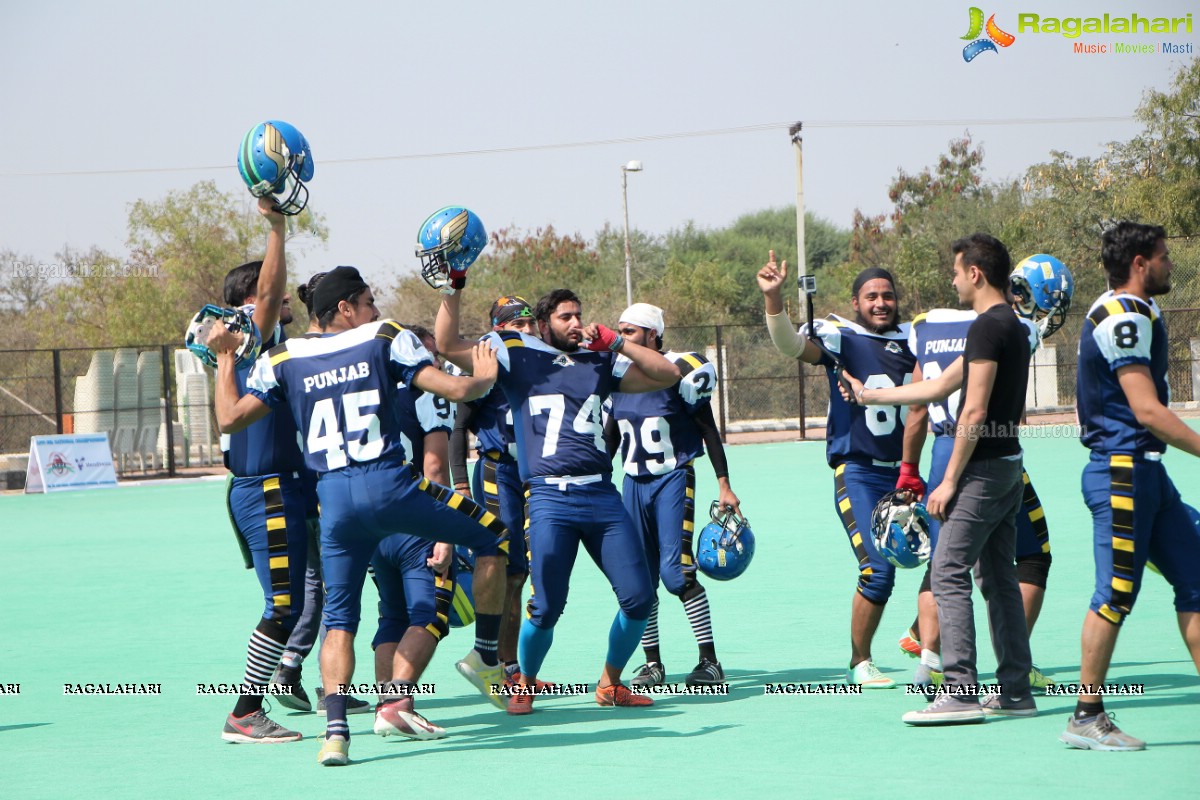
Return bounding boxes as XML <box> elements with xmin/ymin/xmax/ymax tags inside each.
<box><xmin>848</xmin><ymin>660</ymin><xmax>895</xmax><ymax>689</ymax></box>
<box><xmin>1029</xmin><ymin>665</ymin><xmax>1054</xmax><ymax>693</ymax></box>
<box><xmin>506</xmin><ymin>685</ymin><xmax>536</xmax><ymax>716</ymax></box>
<box><xmin>630</xmin><ymin>662</ymin><xmax>666</xmax><ymax>689</ymax></box>
<box><xmin>696</xmin><ymin>502</ymin><xmax>755</xmax><ymax>581</ymax></box>
<box><xmin>685</xmin><ymin>659</ymin><xmax>725</xmax><ymax>687</ymax></box>
<box><xmin>595</xmin><ymin>683</ymin><xmax>653</xmax><ymax>707</ymax></box>
<box><xmin>237</xmin><ymin>120</ymin><xmax>314</xmax><ymax>216</ymax></box>
<box><xmin>899</xmin><ymin>628</ymin><xmax>922</xmax><ymax>658</ymax></box>
<box><xmin>871</xmin><ymin>490</ymin><xmax>932</xmax><ymax>570</ymax></box>
<box><xmin>455</xmin><ymin>650</ymin><xmax>506</xmax><ymax>708</ymax></box>
<box><xmin>374</xmin><ymin>696</ymin><xmax>446</xmax><ymax>740</ymax></box>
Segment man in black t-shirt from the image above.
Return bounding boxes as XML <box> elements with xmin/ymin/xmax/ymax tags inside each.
<box><xmin>901</xmin><ymin>233</ymin><xmax>1036</xmax><ymax>725</ymax></box>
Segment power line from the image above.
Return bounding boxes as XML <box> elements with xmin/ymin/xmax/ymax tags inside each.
<box><xmin>0</xmin><ymin>115</ymin><xmax>1137</xmax><ymax>178</ymax></box>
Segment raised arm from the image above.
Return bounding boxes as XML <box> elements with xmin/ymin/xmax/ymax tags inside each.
<box><xmin>434</xmin><ymin>290</ymin><xmax>479</xmax><ymax>373</ymax></box>
<box><xmin>757</xmin><ymin>249</ymin><xmax>823</xmax><ymax>365</ymax></box>
<box><xmin>250</xmin><ymin>197</ymin><xmax>288</xmax><ymax>337</ymax></box>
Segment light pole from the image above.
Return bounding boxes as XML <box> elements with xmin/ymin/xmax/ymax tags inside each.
<box><xmin>621</xmin><ymin>160</ymin><xmax>643</xmax><ymax>307</ymax></box>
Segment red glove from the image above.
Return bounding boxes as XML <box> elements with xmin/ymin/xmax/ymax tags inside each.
<box><xmin>897</xmin><ymin>462</ymin><xmax>926</xmax><ymax>499</ymax></box>
<box><xmin>585</xmin><ymin>324</ymin><xmax>625</xmax><ymax>352</ymax></box>
<box><xmin>448</xmin><ymin>266</ymin><xmax>469</xmax><ymax>291</ymax></box>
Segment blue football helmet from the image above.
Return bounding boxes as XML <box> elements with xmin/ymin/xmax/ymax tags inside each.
<box><xmin>696</xmin><ymin>502</ymin><xmax>756</xmax><ymax>581</ymax></box>
<box><xmin>184</xmin><ymin>304</ymin><xmax>262</xmax><ymax>370</ymax></box>
<box><xmin>416</xmin><ymin>206</ymin><xmax>487</xmax><ymax>294</ymax></box>
<box><xmin>871</xmin><ymin>490</ymin><xmax>932</xmax><ymax>569</ymax></box>
<box><xmin>237</xmin><ymin>120</ymin><xmax>314</xmax><ymax>216</ymax></box>
<box><xmin>1011</xmin><ymin>254</ymin><xmax>1074</xmax><ymax>338</ymax></box>
<box><xmin>448</xmin><ymin>546</ymin><xmax>475</xmax><ymax>627</ymax></box>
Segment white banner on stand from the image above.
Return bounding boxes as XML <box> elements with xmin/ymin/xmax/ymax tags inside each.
<box><xmin>25</xmin><ymin>433</ymin><xmax>119</xmax><ymax>493</ymax></box>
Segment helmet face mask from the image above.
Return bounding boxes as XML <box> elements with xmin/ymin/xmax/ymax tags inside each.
<box><xmin>871</xmin><ymin>489</ymin><xmax>932</xmax><ymax>569</ymax></box>
<box><xmin>237</xmin><ymin>120</ymin><xmax>314</xmax><ymax>216</ymax></box>
<box><xmin>696</xmin><ymin>501</ymin><xmax>756</xmax><ymax>581</ymax></box>
<box><xmin>1010</xmin><ymin>254</ymin><xmax>1074</xmax><ymax>338</ymax></box>
<box><xmin>184</xmin><ymin>304</ymin><xmax>262</xmax><ymax>370</ymax></box>
<box><xmin>415</xmin><ymin>207</ymin><xmax>487</xmax><ymax>293</ymax></box>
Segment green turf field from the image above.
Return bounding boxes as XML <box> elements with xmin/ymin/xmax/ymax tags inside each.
<box><xmin>3</xmin><ymin>432</ymin><xmax>1198</xmax><ymax>798</ymax></box>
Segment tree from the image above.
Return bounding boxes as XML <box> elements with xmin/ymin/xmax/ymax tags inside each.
<box><xmin>848</xmin><ymin>135</ymin><xmax>1020</xmax><ymax>317</ymax></box>
<box><xmin>41</xmin><ymin>181</ymin><xmax>327</xmax><ymax>347</ymax></box>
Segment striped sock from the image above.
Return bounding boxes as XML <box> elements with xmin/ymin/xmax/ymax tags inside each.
<box><xmin>233</xmin><ymin>621</ymin><xmax>287</xmax><ymax>717</ymax></box>
<box><xmin>683</xmin><ymin>589</ymin><xmax>715</xmax><ymax>661</ymax></box>
<box><xmin>475</xmin><ymin>613</ymin><xmax>501</xmax><ymax>666</ymax></box>
<box><xmin>324</xmin><ymin>694</ymin><xmax>349</xmax><ymax>741</ymax></box>
<box><xmin>640</xmin><ymin>599</ymin><xmax>661</xmax><ymax>664</ymax></box>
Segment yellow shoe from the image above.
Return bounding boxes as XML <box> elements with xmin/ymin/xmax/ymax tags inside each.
<box><xmin>317</xmin><ymin>735</ymin><xmax>349</xmax><ymax>767</ymax></box>
<box><xmin>455</xmin><ymin>650</ymin><xmax>506</xmax><ymax>708</ymax></box>
<box><xmin>1029</xmin><ymin>665</ymin><xmax>1054</xmax><ymax>694</ymax></box>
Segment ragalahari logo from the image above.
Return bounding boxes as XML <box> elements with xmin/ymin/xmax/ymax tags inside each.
<box><xmin>962</xmin><ymin>7</ymin><xmax>1016</xmax><ymax>61</ymax></box>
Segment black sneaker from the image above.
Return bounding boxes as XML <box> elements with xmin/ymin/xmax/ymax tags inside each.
<box><xmin>271</xmin><ymin>664</ymin><xmax>312</xmax><ymax>713</ymax></box>
<box><xmin>630</xmin><ymin>662</ymin><xmax>666</xmax><ymax>688</ymax></box>
<box><xmin>981</xmin><ymin>692</ymin><xmax>1037</xmax><ymax>717</ymax></box>
<box><xmin>316</xmin><ymin>687</ymin><xmax>372</xmax><ymax>715</ymax></box>
<box><xmin>685</xmin><ymin>658</ymin><xmax>725</xmax><ymax>687</ymax></box>
<box><xmin>221</xmin><ymin>710</ymin><xmax>302</xmax><ymax>743</ymax></box>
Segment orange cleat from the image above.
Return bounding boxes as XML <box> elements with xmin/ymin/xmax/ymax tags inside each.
<box><xmin>595</xmin><ymin>683</ymin><xmax>653</xmax><ymax>707</ymax></box>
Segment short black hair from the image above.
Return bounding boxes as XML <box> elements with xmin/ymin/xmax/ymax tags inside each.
<box><xmin>223</xmin><ymin>261</ymin><xmax>264</xmax><ymax>306</ymax></box>
<box><xmin>296</xmin><ymin>271</ymin><xmax>328</xmax><ymax>320</ymax></box>
<box><xmin>951</xmin><ymin>233</ymin><xmax>1011</xmax><ymax>290</ymax></box>
<box><xmin>534</xmin><ymin>288</ymin><xmax>581</xmax><ymax>323</ymax></box>
<box><xmin>1101</xmin><ymin>221</ymin><xmax>1167</xmax><ymax>288</ymax></box>
<box><xmin>405</xmin><ymin>323</ymin><xmax>434</xmax><ymax>344</ymax></box>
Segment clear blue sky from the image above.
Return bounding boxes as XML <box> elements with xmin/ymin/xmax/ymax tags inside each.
<box><xmin>1</xmin><ymin>0</ymin><xmax>1194</xmax><ymax>285</ymax></box>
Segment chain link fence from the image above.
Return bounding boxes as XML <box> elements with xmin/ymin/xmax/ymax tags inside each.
<box><xmin>2</xmin><ymin>236</ymin><xmax>1198</xmax><ymax>489</ymax></box>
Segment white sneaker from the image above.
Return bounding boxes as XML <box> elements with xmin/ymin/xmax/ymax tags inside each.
<box><xmin>847</xmin><ymin>660</ymin><xmax>896</xmax><ymax>689</ymax></box>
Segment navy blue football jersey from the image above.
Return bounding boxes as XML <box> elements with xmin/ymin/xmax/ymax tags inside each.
<box><xmin>1077</xmin><ymin>291</ymin><xmax>1168</xmax><ymax>454</ymax></box>
<box><xmin>396</xmin><ymin>374</ymin><xmax>456</xmax><ymax>470</ymax></box>
<box><xmin>246</xmin><ymin>320</ymin><xmax>435</xmax><ymax>473</ymax></box>
<box><xmin>222</xmin><ymin>309</ymin><xmax>304</xmax><ymax>476</ymax></box>
<box><xmin>610</xmin><ymin>351</ymin><xmax>715</xmax><ymax>477</ymax></box>
<box><xmin>806</xmin><ymin>315</ymin><xmax>915</xmax><ymax>466</ymax></box>
<box><xmin>484</xmin><ymin>331</ymin><xmax>630</xmax><ymax>480</ymax></box>
<box><xmin>909</xmin><ymin>309</ymin><xmax>1039</xmax><ymax>436</ymax></box>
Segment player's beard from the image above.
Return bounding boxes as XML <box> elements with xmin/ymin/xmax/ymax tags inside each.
<box><xmin>855</xmin><ymin>309</ymin><xmax>898</xmax><ymax>334</ymax></box>
<box><xmin>545</xmin><ymin>327</ymin><xmax>580</xmax><ymax>352</ymax></box>
<box><xmin>279</xmin><ymin>305</ymin><xmax>294</xmax><ymax>326</ymax></box>
<box><xmin>1145</xmin><ymin>270</ymin><xmax>1171</xmax><ymax>297</ymax></box>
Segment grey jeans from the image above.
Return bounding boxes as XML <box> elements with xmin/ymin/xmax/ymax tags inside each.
<box><xmin>931</xmin><ymin>456</ymin><xmax>1032</xmax><ymax>696</ymax></box>
<box><xmin>283</xmin><ymin>518</ymin><xmax>325</xmax><ymax>659</ymax></box>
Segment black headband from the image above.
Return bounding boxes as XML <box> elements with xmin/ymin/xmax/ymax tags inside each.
<box><xmin>852</xmin><ymin>267</ymin><xmax>897</xmax><ymax>296</ymax></box>
<box><xmin>313</xmin><ymin>266</ymin><xmax>369</xmax><ymax>320</ymax></box>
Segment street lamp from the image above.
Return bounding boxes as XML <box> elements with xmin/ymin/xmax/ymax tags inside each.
<box><xmin>621</xmin><ymin>160</ymin><xmax>643</xmax><ymax>307</ymax></box>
